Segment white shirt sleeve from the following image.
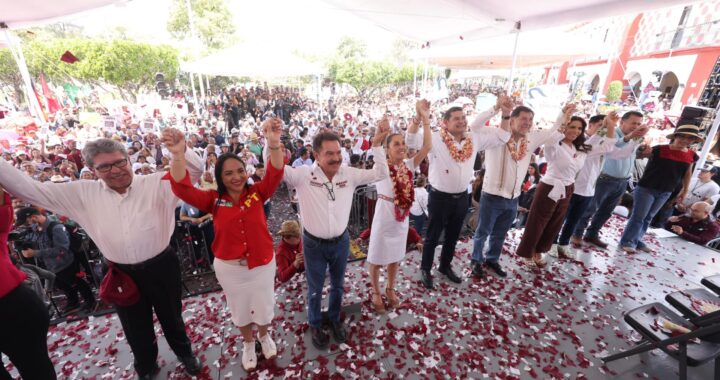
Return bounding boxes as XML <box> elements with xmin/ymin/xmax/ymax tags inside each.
<box><xmin>469</xmin><ymin>106</ymin><xmax>497</xmax><ymax>133</ymax></box>
<box><xmin>406</xmin><ymin>131</ymin><xmax>421</xmax><ymax>150</ymax></box>
<box><xmin>587</xmin><ymin>137</ymin><xmax>618</xmax><ymax>158</ymax></box>
<box><xmin>606</xmin><ymin>139</ymin><xmax>639</xmax><ymax>160</ymax></box>
<box><xmin>472</xmin><ymin>126</ymin><xmax>511</xmax><ymax>152</ymax></box>
<box><xmin>349</xmin><ymin>146</ymin><xmax>389</xmax><ymax>187</ymax></box>
<box><xmin>283</xmin><ymin>164</ymin><xmax>306</xmax><ymax>187</ymax></box>
<box><xmin>0</xmin><ymin>158</ymin><xmax>86</xmax><ymax>219</ymax></box>
<box><xmin>185</xmin><ymin>147</ymin><xmax>205</xmax><ymax>183</ymax></box>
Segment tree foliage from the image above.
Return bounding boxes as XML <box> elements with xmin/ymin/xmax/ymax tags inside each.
<box><xmin>0</xmin><ymin>38</ymin><xmax>179</xmax><ymax>102</ymax></box>
<box><xmin>606</xmin><ymin>80</ymin><xmax>623</xmax><ymax>102</ymax></box>
<box><xmin>327</xmin><ymin>37</ymin><xmax>417</xmax><ymax>96</ymax></box>
<box><xmin>167</xmin><ymin>0</ymin><xmax>237</xmax><ymax>52</ymax></box>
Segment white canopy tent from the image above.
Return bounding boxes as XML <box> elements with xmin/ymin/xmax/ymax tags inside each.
<box><xmin>1</xmin><ymin>0</ymin><xmax>126</xmax><ymax>121</ymax></box>
<box><xmin>181</xmin><ymin>43</ymin><xmax>322</xmax><ymax>78</ymax></box>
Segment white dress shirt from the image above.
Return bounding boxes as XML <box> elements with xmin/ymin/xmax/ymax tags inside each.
<box><xmin>574</xmin><ymin>135</ymin><xmax>639</xmax><ymax>197</ymax></box>
<box><xmin>0</xmin><ymin>149</ymin><xmax>203</xmax><ymax>264</ymax></box>
<box><xmin>410</xmin><ymin>187</ymin><xmax>429</xmax><ymax>216</ymax></box>
<box><xmin>283</xmin><ymin>146</ymin><xmax>388</xmax><ymax>239</ymax></box>
<box><xmin>483</xmin><ymin>111</ymin><xmax>565</xmax><ymax>199</ymax></box>
<box><xmin>542</xmin><ymin>132</ymin><xmax>616</xmax><ymax>201</ymax></box>
<box><xmin>406</xmin><ymin>107</ymin><xmax>510</xmax><ymax>194</ymax></box>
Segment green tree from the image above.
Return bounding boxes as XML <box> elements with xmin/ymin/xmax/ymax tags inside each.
<box><xmin>606</xmin><ymin>80</ymin><xmax>623</xmax><ymax>102</ymax></box>
<box><xmin>167</xmin><ymin>0</ymin><xmax>237</xmax><ymax>52</ymax></box>
<box><xmin>21</xmin><ymin>38</ymin><xmax>179</xmax><ymax>101</ymax></box>
<box><xmin>0</xmin><ymin>50</ymin><xmax>24</xmax><ymax>104</ymax></box>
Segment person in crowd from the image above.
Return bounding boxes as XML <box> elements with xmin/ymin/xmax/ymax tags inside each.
<box><xmin>666</xmin><ymin>201</ymin><xmax>720</xmax><ymax>245</ymax></box>
<box><xmin>292</xmin><ymin>147</ymin><xmax>313</xmax><ymax>167</ymax></box>
<box><xmin>572</xmin><ymin>111</ymin><xmax>647</xmax><ymax>249</ymax></box>
<box><xmin>0</xmin><ymin>129</ymin><xmax>205</xmax><ymax>379</ymax></box>
<box><xmin>555</xmin><ymin>112</ymin><xmax>647</xmax><ymax>256</ymax></box>
<box><xmin>409</xmin><ymin>174</ymin><xmax>429</xmax><ymax>237</ymax></box>
<box><xmin>406</xmin><ymin>97</ymin><xmax>513</xmax><ymax>289</ymax></box>
<box><xmin>275</xmin><ymin>220</ymin><xmax>304</xmax><ymax>284</ymax></box>
<box><xmin>516</xmin><ymin>111</ymin><xmax>617</xmax><ymax>268</ymax></box>
<box><xmin>166</xmin><ymin>118</ymin><xmax>284</xmax><ymax>371</ymax></box>
<box><xmin>619</xmin><ymin>124</ymin><xmax>701</xmax><ymax>253</ymax></box>
<box><xmin>679</xmin><ymin>163</ymin><xmax>720</xmax><ymax>209</ymax></box>
<box><xmin>367</xmin><ymin>100</ymin><xmax>432</xmax><ymax>313</ymax></box>
<box><xmin>470</xmin><ymin>100</ymin><xmax>564</xmax><ymax>279</ymax></box>
<box><xmin>16</xmin><ymin>207</ymin><xmax>96</xmax><ymax>313</ymax></box>
<box><xmin>0</xmin><ymin>189</ymin><xmax>57</xmax><ymax>380</ymax></box>
<box><xmin>516</xmin><ymin>163</ymin><xmax>542</xmax><ymax>228</ymax></box>
<box><xmin>281</xmin><ymin>121</ymin><xmax>389</xmax><ymax>350</ymax></box>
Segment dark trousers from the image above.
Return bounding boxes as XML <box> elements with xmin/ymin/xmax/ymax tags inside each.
<box><xmin>421</xmin><ymin>188</ymin><xmax>469</xmax><ymax>271</ymax></box>
<box><xmin>517</xmin><ymin>182</ymin><xmax>574</xmax><ymax>258</ymax></box>
<box><xmin>557</xmin><ymin>193</ymin><xmax>594</xmax><ymax>246</ymax></box>
<box><xmin>55</xmin><ymin>261</ymin><xmax>95</xmax><ymax>306</ymax></box>
<box><xmin>0</xmin><ymin>284</ymin><xmax>56</xmax><ymax>380</ymax></box>
<box><xmin>409</xmin><ymin>213</ymin><xmax>427</xmax><ymax>237</ymax></box>
<box><xmin>114</xmin><ymin>248</ymin><xmax>193</xmax><ymax>376</ymax></box>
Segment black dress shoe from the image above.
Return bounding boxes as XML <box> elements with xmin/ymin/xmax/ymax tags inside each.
<box><xmin>420</xmin><ymin>270</ymin><xmax>434</xmax><ymax>289</ymax></box>
<box><xmin>179</xmin><ymin>355</ymin><xmax>202</xmax><ymax>376</ymax></box>
<box><xmin>330</xmin><ymin>321</ymin><xmax>347</xmax><ymax>343</ymax></box>
<box><xmin>438</xmin><ymin>267</ymin><xmax>462</xmax><ymax>284</ymax></box>
<box><xmin>486</xmin><ymin>262</ymin><xmax>507</xmax><ymax>278</ymax></box>
<box><xmin>471</xmin><ymin>263</ymin><xmax>485</xmax><ymax>279</ymax></box>
<box><xmin>311</xmin><ymin>326</ymin><xmax>329</xmax><ymax>350</ymax></box>
<box><xmin>137</xmin><ymin>364</ymin><xmax>160</xmax><ymax>380</ymax></box>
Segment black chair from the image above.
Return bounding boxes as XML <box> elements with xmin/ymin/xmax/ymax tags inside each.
<box><xmin>703</xmin><ymin>275</ymin><xmax>720</xmax><ymax>296</ymax></box>
<box><xmin>666</xmin><ymin>289</ymin><xmax>720</xmax><ymax>343</ymax></box>
<box><xmin>602</xmin><ymin>302</ymin><xmax>720</xmax><ymax>380</ymax></box>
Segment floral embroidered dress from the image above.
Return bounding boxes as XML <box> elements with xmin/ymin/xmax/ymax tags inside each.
<box><xmin>367</xmin><ymin>159</ymin><xmax>416</xmax><ymax>265</ymax></box>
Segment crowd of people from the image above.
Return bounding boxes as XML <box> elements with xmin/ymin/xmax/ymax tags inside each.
<box><xmin>1</xmin><ymin>81</ymin><xmax>719</xmax><ymax>379</ymax></box>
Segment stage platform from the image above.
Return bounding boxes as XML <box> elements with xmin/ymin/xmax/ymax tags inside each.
<box><xmin>6</xmin><ymin>215</ymin><xmax>720</xmax><ymax>379</ymax></box>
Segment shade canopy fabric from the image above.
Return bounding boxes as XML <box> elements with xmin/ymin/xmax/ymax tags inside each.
<box><xmin>414</xmin><ymin>28</ymin><xmax>599</xmax><ymax>69</ymax></box>
<box><xmin>181</xmin><ymin>43</ymin><xmax>322</xmax><ymax>78</ymax></box>
<box><xmin>0</xmin><ymin>0</ymin><xmax>124</xmax><ymax>28</ymax></box>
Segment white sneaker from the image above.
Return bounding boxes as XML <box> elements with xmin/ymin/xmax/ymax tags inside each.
<box><xmin>549</xmin><ymin>245</ymin><xmax>560</xmax><ymax>258</ymax></box>
<box><xmin>557</xmin><ymin>245</ymin><xmax>576</xmax><ymax>260</ymax></box>
<box><xmin>242</xmin><ymin>341</ymin><xmax>257</xmax><ymax>371</ymax></box>
<box><xmin>259</xmin><ymin>332</ymin><xmax>277</xmax><ymax>359</ymax></box>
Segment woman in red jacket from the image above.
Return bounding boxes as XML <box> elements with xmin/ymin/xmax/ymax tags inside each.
<box><xmin>0</xmin><ymin>188</ymin><xmax>56</xmax><ymax>379</ymax></box>
<box><xmin>164</xmin><ymin>118</ymin><xmax>284</xmax><ymax>372</ymax></box>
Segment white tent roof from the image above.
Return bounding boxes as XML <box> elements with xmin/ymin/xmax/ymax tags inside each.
<box><xmin>415</xmin><ymin>28</ymin><xmax>600</xmax><ymax>69</ymax></box>
<box><xmin>181</xmin><ymin>43</ymin><xmax>322</xmax><ymax>78</ymax></box>
<box><xmin>0</xmin><ymin>0</ymin><xmax>124</xmax><ymax>28</ymax></box>
<box><xmin>322</xmin><ymin>0</ymin><xmax>698</xmax><ymax>46</ymax></box>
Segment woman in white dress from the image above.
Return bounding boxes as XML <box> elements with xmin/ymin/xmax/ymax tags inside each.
<box><xmin>367</xmin><ymin>100</ymin><xmax>432</xmax><ymax>313</ymax></box>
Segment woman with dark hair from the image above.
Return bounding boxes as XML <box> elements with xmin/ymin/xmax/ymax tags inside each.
<box><xmin>516</xmin><ymin>111</ymin><xmax>617</xmax><ymax>268</ymax></box>
<box><xmin>165</xmin><ymin>118</ymin><xmax>285</xmax><ymax>372</ymax></box>
<box><xmin>516</xmin><ymin>163</ymin><xmax>541</xmax><ymax>228</ymax></box>
<box><xmin>366</xmin><ymin>100</ymin><xmax>432</xmax><ymax>313</ymax></box>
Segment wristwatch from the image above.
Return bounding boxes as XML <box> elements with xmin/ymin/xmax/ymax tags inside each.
<box><xmin>502</xmin><ymin>116</ymin><xmax>511</xmax><ymax>120</ymax></box>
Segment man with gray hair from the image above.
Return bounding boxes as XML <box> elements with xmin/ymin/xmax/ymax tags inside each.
<box><xmin>666</xmin><ymin>201</ymin><xmax>720</xmax><ymax>246</ymax></box>
<box><xmin>0</xmin><ymin>128</ymin><xmax>204</xmax><ymax>379</ymax></box>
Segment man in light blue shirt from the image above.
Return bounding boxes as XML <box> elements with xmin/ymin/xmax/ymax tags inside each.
<box><xmin>573</xmin><ymin>111</ymin><xmax>649</xmax><ymax>248</ymax></box>
<box><xmin>292</xmin><ymin>147</ymin><xmax>313</xmax><ymax>167</ymax></box>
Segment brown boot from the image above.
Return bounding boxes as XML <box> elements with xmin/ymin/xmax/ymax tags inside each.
<box><xmin>583</xmin><ymin>236</ymin><xmax>608</xmax><ymax>249</ymax></box>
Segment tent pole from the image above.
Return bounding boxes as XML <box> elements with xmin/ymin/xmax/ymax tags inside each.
<box><xmin>694</xmin><ymin>103</ymin><xmax>720</xmax><ymax>175</ymax></box>
<box><xmin>189</xmin><ymin>72</ymin><xmax>199</xmax><ymax>114</ymax></box>
<box><xmin>2</xmin><ymin>27</ymin><xmax>45</xmax><ymax>123</ymax></box>
<box><xmin>317</xmin><ymin>74</ymin><xmax>322</xmax><ymax>121</ymax></box>
<box><xmin>508</xmin><ymin>21</ymin><xmax>522</xmax><ymax>93</ymax></box>
<box><xmin>413</xmin><ymin>59</ymin><xmax>418</xmax><ymax>98</ymax></box>
<box><xmin>205</xmin><ymin>75</ymin><xmax>211</xmax><ymax>98</ymax></box>
<box><xmin>198</xmin><ymin>73</ymin><xmax>206</xmax><ymax>107</ymax></box>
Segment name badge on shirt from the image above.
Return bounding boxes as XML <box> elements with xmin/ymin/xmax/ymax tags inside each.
<box><xmin>310</xmin><ymin>180</ymin><xmax>324</xmax><ymax>188</ymax></box>
<box><xmin>336</xmin><ymin>180</ymin><xmax>348</xmax><ymax>188</ymax></box>
<box><xmin>216</xmin><ymin>199</ymin><xmax>233</xmax><ymax>207</ymax></box>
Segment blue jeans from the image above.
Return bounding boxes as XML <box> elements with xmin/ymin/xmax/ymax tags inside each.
<box><xmin>303</xmin><ymin>231</ymin><xmax>350</xmax><ymax>328</ymax></box>
<box><xmin>579</xmin><ymin>175</ymin><xmax>629</xmax><ymax>239</ymax></box>
<box><xmin>557</xmin><ymin>194</ymin><xmax>593</xmax><ymax>245</ymax></box>
<box><xmin>409</xmin><ymin>213</ymin><xmax>427</xmax><ymax>237</ymax></box>
<box><xmin>620</xmin><ymin>186</ymin><xmax>671</xmax><ymax>249</ymax></box>
<box><xmin>472</xmin><ymin>192</ymin><xmax>519</xmax><ymax>264</ymax></box>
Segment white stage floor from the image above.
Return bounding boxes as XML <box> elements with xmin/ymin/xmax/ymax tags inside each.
<box><xmin>8</xmin><ymin>215</ymin><xmax>720</xmax><ymax>379</ymax></box>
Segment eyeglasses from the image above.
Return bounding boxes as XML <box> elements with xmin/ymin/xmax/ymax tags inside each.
<box><xmin>95</xmin><ymin>158</ymin><xmax>129</xmax><ymax>173</ymax></box>
<box><xmin>323</xmin><ymin>181</ymin><xmax>335</xmax><ymax>201</ymax></box>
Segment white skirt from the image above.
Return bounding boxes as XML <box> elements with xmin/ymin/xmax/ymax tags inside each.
<box><xmin>213</xmin><ymin>258</ymin><xmax>276</xmax><ymax>327</ymax></box>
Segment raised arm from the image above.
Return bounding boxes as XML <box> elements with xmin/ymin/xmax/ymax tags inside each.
<box><xmin>163</xmin><ymin>128</ymin><xmax>190</xmax><ymax>182</ymax></box>
<box><xmin>469</xmin><ymin>96</ymin><xmax>501</xmax><ymax>133</ymax></box>
<box><xmin>412</xmin><ymin>99</ymin><xmax>433</xmax><ymax>167</ymax></box>
<box><xmin>353</xmin><ymin>117</ymin><xmax>390</xmax><ymax>187</ymax></box>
